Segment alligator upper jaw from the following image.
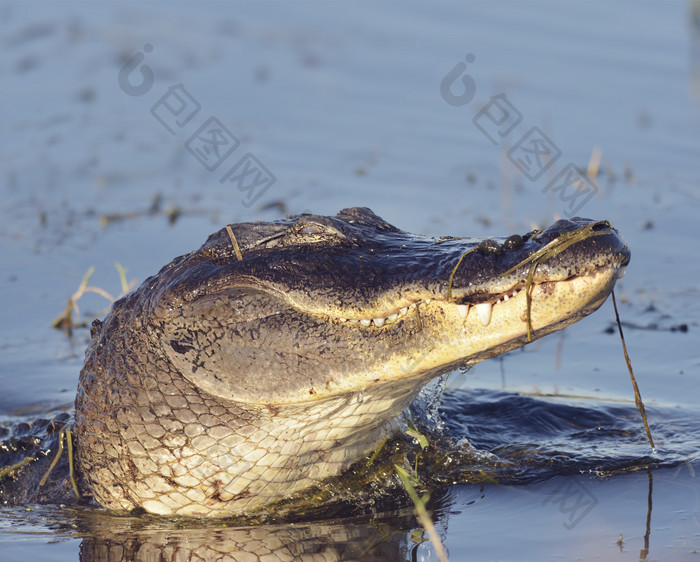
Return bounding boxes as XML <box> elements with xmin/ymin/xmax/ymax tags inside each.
<box><xmin>261</xmin><ymin>217</ymin><xmax>631</xmax><ymax>327</ymax></box>
<box><xmin>321</xmin><ymin>260</ymin><xmax>628</xmax><ymax>329</ymax></box>
<box><xmin>324</xmin><ymin>259</ymin><xmax>626</xmax><ymax>347</ymax></box>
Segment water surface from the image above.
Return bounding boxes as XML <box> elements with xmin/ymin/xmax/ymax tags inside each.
<box><xmin>1</xmin><ymin>2</ymin><xmax>699</xmax><ymax>560</ymax></box>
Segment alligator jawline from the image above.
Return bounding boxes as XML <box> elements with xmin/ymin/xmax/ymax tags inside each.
<box><xmin>321</xmin><ymin>261</ymin><xmax>626</xmax><ymax>328</ymax></box>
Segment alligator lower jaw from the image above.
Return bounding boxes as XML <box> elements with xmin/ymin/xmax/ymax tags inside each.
<box><xmin>328</xmin><ymin>262</ymin><xmax>627</xmax><ymax>330</ymax></box>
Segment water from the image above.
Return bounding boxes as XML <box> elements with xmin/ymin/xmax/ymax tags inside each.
<box><xmin>2</xmin><ymin>1</ymin><xmax>699</xmax><ymax>560</ymax></box>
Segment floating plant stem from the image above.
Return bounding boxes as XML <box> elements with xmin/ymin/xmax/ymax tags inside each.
<box><xmin>447</xmin><ymin>247</ymin><xmax>477</xmax><ymax>302</ymax></box>
<box><xmin>395</xmin><ymin>464</ymin><xmax>449</xmax><ymax>562</ymax></box>
<box><xmin>66</xmin><ymin>427</ymin><xmax>80</xmax><ymax>499</ymax></box>
<box><xmin>501</xmin><ymin>221</ymin><xmax>612</xmax><ymax>341</ymax></box>
<box><xmin>612</xmin><ymin>290</ymin><xmax>656</xmax><ymax>452</ymax></box>
<box><xmin>40</xmin><ymin>429</ymin><xmax>65</xmax><ymax>487</ymax></box>
<box><xmin>0</xmin><ymin>456</ymin><xmax>35</xmax><ymax>479</ymax></box>
<box><xmin>366</xmin><ymin>437</ymin><xmax>388</xmax><ymax>467</ymax></box>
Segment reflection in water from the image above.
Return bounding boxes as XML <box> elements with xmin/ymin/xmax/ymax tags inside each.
<box><xmin>0</xmin><ymin>504</ymin><xmax>443</xmax><ymax>562</ymax></box>
<box><xmin>639</xmin><ymin>469</ymin><xmax>652</xmax><ymax>562</ymax></box>
<box><xmin>0</xmin><ymin>459</ymin><xmax>665</xmax><ymax>561</ymax></box>
<box><xmin>76</xmin><ymin>510</ymin><xmax>414</xmax><ymax>562</ymax></box>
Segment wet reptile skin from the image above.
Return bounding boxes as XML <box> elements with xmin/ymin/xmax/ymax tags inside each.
<box><xmin>76</xmin><ymin>307</ymin><xmax>425</xmax><ymax>516</ymax></box>
<box><xmin>74</xmin><ymin>207</ymin><xmax>630</xmax><ymax>517</ymax></box>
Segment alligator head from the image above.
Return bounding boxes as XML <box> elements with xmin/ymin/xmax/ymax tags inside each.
<box><xmin>75</xmin><ymin>207</ymin><xmax>630</xmax><ymax>517</ymax></box>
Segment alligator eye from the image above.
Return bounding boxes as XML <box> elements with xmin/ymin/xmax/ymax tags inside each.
<box><xmin>477</xmin><ymin>239</ymin><xmax>503</xmax><ymax>255</ymax></box>
<box><xmin>297</xmin><ymin>222</ymin><xmax>346</xmax><ymax>238</ymax></box>
<box><xmin>503</xmin><ymin>234</ymin><xmax>524</xmax><ymax>251</ymax></box>
<box><xmin>290</xmin><ymin>221</ymin><xmax>348</xmax><ymax>245</ymax></box>
<box><xmin>300</xmin><ymin>224</ymin><xmax>326</xmax><ymax>235</ymax></box>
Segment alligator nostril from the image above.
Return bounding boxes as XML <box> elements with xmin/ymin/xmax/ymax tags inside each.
<box><xmin>592</xmin><ymin>220</ymin><xmax>613</xmax><ymax>232</ymax></box>
<box><xmin>503</xmin><ymin>234</ymin><xmax>524</xmax><ymax>251</ymax></box>
<box><xmin>521</xmin><ymin>228</ymin><xmax>542</xmax><ymax>242</ymax></box>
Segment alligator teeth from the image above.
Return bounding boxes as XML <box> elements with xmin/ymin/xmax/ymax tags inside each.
<box><xmin>345</xmin><ymin>297</ymin><xmax>486</xmax><ymax>328</ymax></box>
<box><xmin>474</xmin><ymin>302</ymin><xmax>493</xmax><ymax>326</ymax></box>
<box><xmin>341</xmin><ymin>288</ymin><xmax>528</xmax><ymax>327</ymax></box>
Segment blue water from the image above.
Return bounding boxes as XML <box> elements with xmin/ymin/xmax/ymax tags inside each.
<box><xmin>1</xmin><ymin>2</ymin><xmax>699</xmax><ymax>560</ymax></box>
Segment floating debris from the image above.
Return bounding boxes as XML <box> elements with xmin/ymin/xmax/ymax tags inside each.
<box><xmin>612</xmin><ymin>290</ymin><xmax>656</xmax><ymax>453</ymax></box>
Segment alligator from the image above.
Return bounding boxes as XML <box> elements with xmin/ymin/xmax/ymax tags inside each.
<box><xmin>0</xmin><ymin>207</ymin><xmax>630</xmax><ymax>518</ymax></box>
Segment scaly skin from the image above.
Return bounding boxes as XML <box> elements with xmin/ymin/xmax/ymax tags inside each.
<box><xmin>76</xmin><ymin>306</ymin><xmax>423</xmax><ymax>516</ymax></box>
<box><xmin>74</xmin><ymin>207</ymin><xmax>630</xmax><ymax>517</ymax></box>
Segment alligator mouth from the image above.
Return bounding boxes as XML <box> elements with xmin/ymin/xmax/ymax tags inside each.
<box><xmin>322</xmin><ymin>220</ymin><xmax>629</xmax><ymax>331</ymax></box>
<box><xmin>327</xmin><ymin>261</ymin><xmax>627</xmax><ymax>329</ymax></box>
<box><xmin>333</xmin><ymin>292</ymin><xmax>524</xmax><ymax>328</ymax></box>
